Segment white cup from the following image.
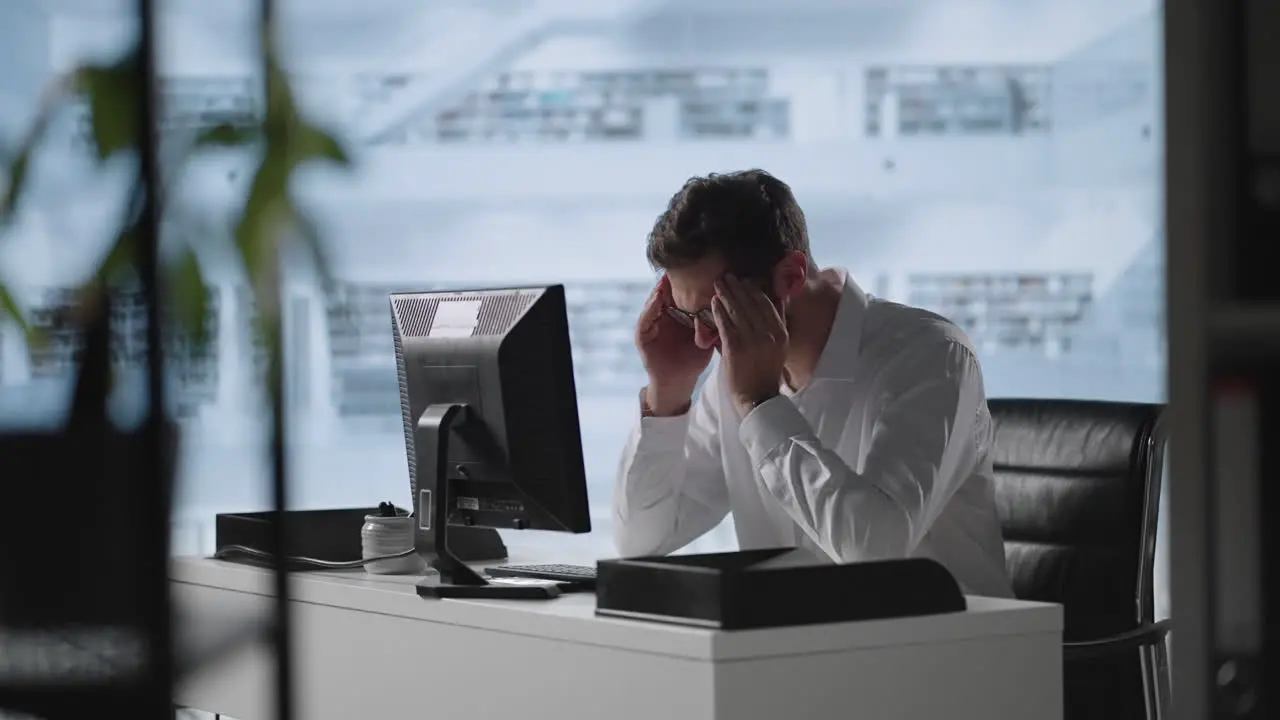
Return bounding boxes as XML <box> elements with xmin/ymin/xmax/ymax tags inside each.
<box><xmin>361</xmin><ymin>515</ymin><xmax>426</xmax><ymax>575</ymax></box>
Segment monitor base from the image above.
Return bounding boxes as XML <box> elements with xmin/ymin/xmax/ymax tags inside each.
<box><xmin>416</xmin><ymin>575</ymin><xmax>561</xmax><ymax>600</ymax></box>
<box><xmin>413</xmin><ymin>402</ymin><xmax>561</xmax><ymax>602</ymax></box>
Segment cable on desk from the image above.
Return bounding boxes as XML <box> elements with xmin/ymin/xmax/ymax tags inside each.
<box><xmin>212</xmin><ymin>545</ymin><xmax>415</xmax><ymax>569</ymax></box>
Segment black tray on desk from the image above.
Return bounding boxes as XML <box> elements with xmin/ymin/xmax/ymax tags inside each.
<box><xmin>214</xmin><ymin>507</ymin><xmax>507</xmax><ymax>569</ymax></box>
<box><xmin>595</xmin><ymin>548</ymin><xmax>966</xmax><ymax>630</ymax></box>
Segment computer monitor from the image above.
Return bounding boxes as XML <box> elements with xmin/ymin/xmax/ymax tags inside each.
<box><xmin>390</xmin><ymin>284</ymin><xmax>591</xmax><ymax>600</ymax></box>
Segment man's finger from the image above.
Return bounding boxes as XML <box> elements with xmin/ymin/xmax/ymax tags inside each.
<box><xmin>640</xmin><ymin>292</ymin><xmax>662</xmax><ymax>321</ymax></box>
<box><xmin>656</xmin><ymin>273</ymin><xmax>675</xmax><ymax>302</ymax></box>
<box><xmin>750</xmin><ymin>286</ymin><xmax>783</xmax><ymax>329</ymax></box>
<box><xmin>637</xmin><ymin>285</ymin><xmax>668</xmax><ymax>346</ymax></box>
<box><xmin>638</xmin><ymin>323</ymin><xmax>660</xmax><ymax>345</ymax></box>
<box><xmin>711</xmin><ymin>295</ymin><xmax>736</xmax><ymax>337</ymax></box>
<box><xmin>640</xmin><ymin>277</ymin><xmax>667</xmax><ymax>321</ymax></box>
<box><xmin>639</xmin><ymin>299</ymin><xmax>661</xmax><ymax>327</ymax></box>
<box><xmin>734</xmin><ymin>275</ymin><xmax>773</xmax><ymax>332</ymax></box>
<box><xmin>716</xmin><ymin>278</ymin><xmax>755</xmax><ymax>334</ymax></box>
<box><xmin>728</xmin><ymin>274</ymin><xmax>779</xmax><ymax>330</ymax></box>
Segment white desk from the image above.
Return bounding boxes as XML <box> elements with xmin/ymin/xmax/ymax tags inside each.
<box><xmin>173</xmin><ymin>556</ymin><xmax>1063</xmax><ymax>720</ymax></box>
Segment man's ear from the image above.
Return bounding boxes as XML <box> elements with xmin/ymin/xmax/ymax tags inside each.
<box><xmin>773</xmin><ymin>250</ymin><xmax>809</xmax><ymax>300</ymax></box>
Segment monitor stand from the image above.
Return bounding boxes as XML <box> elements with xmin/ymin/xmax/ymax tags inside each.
<box><xmin>413</xmin><ymin>403</ymin><xmax>560</xmax><ymax>600</ymax></box>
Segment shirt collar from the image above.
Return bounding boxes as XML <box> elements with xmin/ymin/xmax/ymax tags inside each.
<box><xmin>809</xmin><ymin>267</ymin><xmax>867</xmax><ymax>381</ymax></box>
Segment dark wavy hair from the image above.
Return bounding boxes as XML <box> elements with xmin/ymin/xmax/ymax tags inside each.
<box><xmin>646</xmin><ymin>169</ymin><xmax>810</xmax><ymax>280</ymax></box>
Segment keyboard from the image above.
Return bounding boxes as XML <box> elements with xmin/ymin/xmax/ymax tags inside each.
<box><xmin>487</xmin><ymin>563</ymin><xmax>597</xmax><ymax>588</ymax></box>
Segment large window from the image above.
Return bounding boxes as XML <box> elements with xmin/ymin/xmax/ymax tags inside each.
<box><xmin>423</xmin><ymin>68</ymin><xmax>790</xmax><ymax>145</ymax></box>
<box><xmin>864</xmin><ymin>65</ymin><xmax>1053</xmax><ymax>137</ymax></box>
<box><xmin>0</xmin><ymin>0</ymin><xmax>1163</xmax><ymax>561</ymax></box>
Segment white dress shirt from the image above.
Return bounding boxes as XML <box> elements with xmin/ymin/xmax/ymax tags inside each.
<box><xmin>613</xmin><ymin>269</ymin><xmax>1014</xmax><ymax>598</ymax></box>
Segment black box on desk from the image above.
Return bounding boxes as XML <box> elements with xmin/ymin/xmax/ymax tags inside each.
<box><xmin>214</xmin><ymin>508</ymin><xmax>507</xmax><ymax>568</ymax></box>
<box><xmin>595</xmin><ymin>548</ymin><xmax>966</xmax><ymax>630</ymax></box>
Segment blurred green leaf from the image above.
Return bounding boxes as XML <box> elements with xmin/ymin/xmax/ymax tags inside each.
<box><xmin>1</xmin><ymin>144</ymin><xmax>32</xmax><ymax>224</ymax></box>
<box><xmin>288</xmin><ymin>201</ymin><xmax>336</xmax><ymax>294</ymax></box>
<box><xmin>2</xmin><ymin>76</ymin><xmax>73</xmax><ymax>225</ymax></box>
<box><xmin>2</xmin><ymin>31</ymin><xmax>352</xmax><ymax>410</ymax></box>
<box><xmin>194</xmin><ymin>122</ymin><xmax>262</xmax><ymax>148</ymax></box>
<box><xmin>234</xmin><ymin>200</ymin><xmax>287</xmax><ymax>403</ymax></box>
<box><xmin>99</xmin><ymin>225</ymin><xmax>139</xmax><ymax>285</ymax></box>
<box><xmin>236</xmin><ymin>204</ymin><xmax>286</xmax><ymax>308</ymax></box>
<box><xmin>235</xmin><ymin>157</ymin><xmax>289</xmax><ymax>308</ymax></box>
<box><xmin>260</xmin><ymin>313</ymin><xmax>285</xmax><ymax>400</ymax></box>
<box><xmin>263</xmin><ymin>53</ymin><xmax>298</xmax><ymax>120</ymax></box>
<box><xmin>0</xmin><ymin>281</ymin><xmax>46</xmax><ymax>350</ymax></box>
<box><xmin>73</xmin><ymin>54</ymin><xmax>140</xmax><ymax>161</ymax></box>
<box><xmin>169</xmin><ymin>247</ymin><xmax>211</xmax><ymax>349</ymax></box>
<box><xmin>0</xmin><ymin>283</ymin><xmax>28</xmax><ymax>335</ymax></box>
<box><xmin>295</xmin><ymin>123</ymin><xmax>350</xmax><ymax>167</ymax></box>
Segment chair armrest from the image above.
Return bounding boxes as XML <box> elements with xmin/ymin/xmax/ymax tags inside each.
<box><xmin>1064</xmin><ymin>618</ymin><xmax>1172</xmax><ymax>662</ymax></box>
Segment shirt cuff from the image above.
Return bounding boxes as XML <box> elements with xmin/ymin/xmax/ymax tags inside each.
<box><xmin>738</xmin><ymin>394</ymin><xmax>811</xmax><ymax>467</ymax></box>
<box><xmin>636</xmin><ymin>412</ymin><xmax>692</xmax><ymax>450</ymax></box>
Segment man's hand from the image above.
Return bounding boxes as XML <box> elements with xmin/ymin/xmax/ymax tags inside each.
<box><xmin>636</xmin><ymin>274</ymin><xmax>713</xmax><ymax>415</ymax></box>
<box><xmin>712</xmin><ymin>275</ymin><xmax>787</xmax><ymax>416</ymax></box>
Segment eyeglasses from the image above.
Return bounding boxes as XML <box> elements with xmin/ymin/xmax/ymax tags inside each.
<box><xmin>665</xmin><ymin>305</ymin><xmax>716</xmax><ymax>330</ymax></box>
<box><xmin>663</xmin><ymin>275</ymin><xmax>778</xmax><ymax>330</ymax></box>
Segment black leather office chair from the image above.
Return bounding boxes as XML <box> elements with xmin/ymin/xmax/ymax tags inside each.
<box><xmin>988</xmin><ymin>399</ymin><xmax>1170</xmax><ymax>720</ymax></box>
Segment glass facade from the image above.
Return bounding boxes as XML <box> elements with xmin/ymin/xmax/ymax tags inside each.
<box><xmin>0</xmin><ymin>0</ymin><xmax>1163</xmax><ymax>563</ymax></box>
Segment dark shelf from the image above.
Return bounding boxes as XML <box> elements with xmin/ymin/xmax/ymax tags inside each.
<box><xmin>0</xmin><ymin>605</ymin><xmax>268</xmax><ymax>720</ymax></box>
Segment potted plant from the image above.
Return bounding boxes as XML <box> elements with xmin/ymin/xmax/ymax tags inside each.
<box><xmin>0</xmin><ymin>11</ymin><xmax>349</xmax><ymax>716</ymax></box>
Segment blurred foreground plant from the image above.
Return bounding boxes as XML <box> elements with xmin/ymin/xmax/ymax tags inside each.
<box><xmin>0</xmin><ymin>33</ymin><xmax>349</xmax><ymax>395</ymax></box>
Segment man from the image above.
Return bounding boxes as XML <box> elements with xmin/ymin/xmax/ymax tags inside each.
<box><xmin>612</xmin><ymin>169</ymin><xmax>1013</xmax><ymax>598</ymax></box>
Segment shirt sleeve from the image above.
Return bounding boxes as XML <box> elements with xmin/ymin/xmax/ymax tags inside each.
<box><xmin>612</xmin><ymin>370</ymin><xmax>731</xmax><ymax>557</ymax></box>
<box><xmin>737</xmin><ymin>339</ymin><xmax>986</xmax><ymax>563</ymax></box>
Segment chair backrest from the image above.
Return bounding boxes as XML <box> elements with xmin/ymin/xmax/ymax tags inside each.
<box><xmin>989</xmin><ymin>398</ymin><xmax>1164</xmax><ymax>720</ymax></box>
<box><xmin>989</xmin><ymin>398</ymin><xmax>1163</xmax><ymax>636</ymax></box>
